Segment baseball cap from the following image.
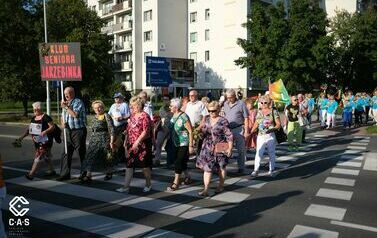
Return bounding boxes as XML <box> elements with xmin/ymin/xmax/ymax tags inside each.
<box><xmin>113</xmin><ymin>92</ymin><xmax>124</xmax><ymax>98</ymax></box>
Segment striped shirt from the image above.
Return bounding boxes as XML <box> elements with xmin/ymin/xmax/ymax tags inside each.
<box><xmin>64</xmin><ymin>98</ymin><xmax>87</xmax><ymax>129</ymax></box>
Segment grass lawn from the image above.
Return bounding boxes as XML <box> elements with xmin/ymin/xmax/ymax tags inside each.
<box><xmin>366</xmin><ymin>125</ymin><xmax>377</xmax><ymax>134</ymax></box>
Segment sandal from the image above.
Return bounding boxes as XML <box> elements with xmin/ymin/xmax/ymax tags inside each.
<box><xmin>166</xmin><ymin>183</ymin><xmax>179</xmax><ymax>191</ymax></box>
<box><xmin>197</xmin><ymin>190</ymin><xmax>209</xmax><ymax>197</ymax></box>
<box><xmin>214</xmin><ymin>188</ymin><xmax>224</xmax><ymax>194</ymax></box>
<box><xmin>25</xmin><ymin>173</ymin><xmax>34</xmax><ymax>181</ymax></box>
<box><xmin>182</xmin><ymin>177</ymin><xmax>192</xmax><ymax>185</ymax></box>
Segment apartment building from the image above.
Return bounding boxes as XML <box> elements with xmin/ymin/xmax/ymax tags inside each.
<box><xmin>87</xmin><ymin>0</ymin><xmax>371</xmax><ymax>94</ymax></box>
<box><xmin>86</xmin><ymin>0</ymin><xmax>187</xmax><ymax>93</ymax></box>
<box><xmin>188</xmin><ymin>0</ymin><xmax>251</xmax><ymax>92</ymax></box>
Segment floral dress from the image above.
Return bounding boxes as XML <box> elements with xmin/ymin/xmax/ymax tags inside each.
<box><xmin>196</xmin><ymin>116</ymin><xmax>233</xmax><ymax>172</ymax></box>
<box><xmin>125</xmin><ymin>112</ymin><xmax>153</xmax><ymax>168</ymax></box>
<box><xmin>246</xmin><ymin>109</ymin><xmax>257</xmax><ymax>149</ymax></box>
<box><xmin>83</xmin><ymin>113</ymin><xmax>114</xmax><ymax>171</ymax></box>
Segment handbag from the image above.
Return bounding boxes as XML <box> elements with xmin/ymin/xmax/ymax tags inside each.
<box><xmin>210</xmin><ymin>118</ymin><xmax>230</xmax><ymax>155</ymax></box>
<box><xmin>272</xmin><ymin>110</ymin><xmax>287</xmax><ymax>144</ymax></box>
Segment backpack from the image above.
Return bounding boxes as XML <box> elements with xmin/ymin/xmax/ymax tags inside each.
<box><xmin>52</xmin><ymin>124</ymin><xmax>62</xmax><ymax>143</ymax></box>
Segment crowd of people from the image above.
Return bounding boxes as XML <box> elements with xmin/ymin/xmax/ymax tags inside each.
<box><xmin>16</xmin><ymin>86</ymin><xmax>377</xmax><ymax>196</ymax></box>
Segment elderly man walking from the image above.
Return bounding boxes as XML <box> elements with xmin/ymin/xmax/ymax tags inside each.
<box><xmin>58</xmin><ymin>86</ymin><xmax>87</xmax><ymax>181</ymax></box>
<box><xmin>223</xmin><ymin>89</ymin><xmax>249</xmax><ymax>173</ymax></box>
<box><xmin>185</xmin><ymin>90</ymin><xmax>208</xmax><ymax>156</ymax></box>
<box><xmin>185</xmin><ymin>90</ymin><xmax>208</xmax><ymax>127</ymax></box>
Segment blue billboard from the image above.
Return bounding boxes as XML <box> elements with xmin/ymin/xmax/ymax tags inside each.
<box><xmin>146</xmin><ymin>57</ymin><xmax>172</xmax><ymax>87</ymax></box>
<box><xmin>146</xmin><ymin>56</ymin><xmax>194</xmax><ymax>87</ymax></box>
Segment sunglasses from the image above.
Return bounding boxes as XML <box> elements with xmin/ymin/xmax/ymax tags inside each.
<box><xmin>208</xmin><ymin>110</ymin><xmax>217</xmax><ymax>113</ymax></box>
<box><xmin>260</xmin><ymin>102</ymin><xmax>268</xmax><ymax>104</ymax></box>
<box><xmin>293</xmin><ymin>99</ymin><xmax>298</xmax><ymax>101</ymax></box>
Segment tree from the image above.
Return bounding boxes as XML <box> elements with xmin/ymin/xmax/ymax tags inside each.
<box><xmin>0</xmin><ymin>0</ymin><xmax>44</xmax><ymax>116</ymax></box>
<box><xmin>279</xmin><ymin>0</ymin><xmax>329</xmax><ymax>91</ymax></box>
<box><xmin>235</xmin><ymin>1</ymin><xmax>288</xmax><ymax>86</ymax></box>
<box><xmin>330</xmin><ymin>7</ymin><xmax>377</xmax><ymax>91</ymax></box>
<box><xmin>236</xmin><ymin>0</ymin><xmax>330</xmax><ymax>92</ymax></box>
<box><xmin>44</xmin><ymin>0</ymin><xmax>113</xmax><ymax>97</ymax></box>
<box><xmin>0</xmin><ymin>0</ymin><xmax>113</xmax><ymax>115</ymax></box>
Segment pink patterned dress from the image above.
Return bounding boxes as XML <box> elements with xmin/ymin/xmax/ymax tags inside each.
<box><xmin>246</xmin><ymin>109</ymin><xmax>257</xmax><ymax>149</ymax></box>
<box><xmin>125</xmin><ymin>112</ymin><xmax>153</xmax><ymax>168</ymax></box>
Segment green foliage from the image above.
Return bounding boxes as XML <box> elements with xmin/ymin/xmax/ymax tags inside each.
<box><xmin>236</xmin><ymin>0</ymin><xmax>331</xmax><ymax>92</ymax></box>
<box><xmin>0</xmin><ymin>0</ymin><xmax>45</xmax><ymax>113</ymax></box>
<box><xmin>0</xmin><ymin>0</ymin><xmax>113</xmax><ymax>114</ymax></box>
<box><xmin>330</xmin><ymin>8</ymin><xmax>377</xmax><ymax>91</ymax></box>
<box><xmin>44</xmin><ymin>0</ymin><xmax>113</xmax><ymax>97</ymax></box>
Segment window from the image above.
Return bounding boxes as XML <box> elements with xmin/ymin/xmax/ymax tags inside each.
<box><xmin>190</xmin><ymin>12</ymin><xmax>197</xmax><ymax>23</ymax></box>
<box><xmin>205</xmin><ymin>50</ymin><xmax>210</xmax><ymax>61</ymax></box>
<box><xmin>190</xmin><ymin>52</ymin><xmax>197</xmax><ymax>62</ymax></box>
<box><xmin>143</xmin><ymin>10</ymin><xmax>152</xmax><ymax>22</ymax></box>
<box><xmin>190</xmin><ymin>32</ymin><xmax>197</xmax><ymax>43</ymax></box>
<box><xmin>205</xmin><ymin>29</ymin><xmax>209</xmax><ymax>41</ymax></box>
<box><xmin>144</xmin><ymin>31</ymin><xmax>152</xmax><ymax>42</ymax></box>
<box><xmin>205</xmin><ymin>9</ymin><xmax>210</xmax><ymax>20</ymax></box>
<box><xmin>205</xmin><ymin>71</ymin><xmax>210</xmax><ymax>83</ymax></box>
<box><xmin>144</xmin><ymin>51</ymin><xmax>152</xmax><ymax>62</ymax></box>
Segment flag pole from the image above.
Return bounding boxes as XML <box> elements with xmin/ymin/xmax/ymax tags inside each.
<box><xmin>43</xmin><ymin>0</ymin><xmax>51</xmax><ymax>115</ymax></box>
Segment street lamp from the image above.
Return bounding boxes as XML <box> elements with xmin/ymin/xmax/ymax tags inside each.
<box><xmin>43</xmin><ymin>0</ymin><xmax>51</xmax><ymax>115</ymax></box>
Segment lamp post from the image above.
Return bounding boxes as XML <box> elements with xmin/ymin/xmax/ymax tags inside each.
<box><xmin>43</xmin><ymin>0</ymin><xmax>51</xmax><ymax>115</ymax></box>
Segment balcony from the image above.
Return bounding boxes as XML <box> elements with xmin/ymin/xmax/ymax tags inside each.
<box><xmin>112</xmin><ymin>61</ymin><xmax>132</xmax><ymax>71</ymax></box>
<box><xmin>114</xmin><ymin>41</ymin><xmax>132</xmax><ymax>51</ymax></box>
<box><xmin>122</xmin><ymin>61</ymin><xmax>132</xmax><ymax>71</ymax></box>
<box><xmin>112</xmin><ymin>0</ymin><xmax>132</xmax><ymax>12</ymax></box>
<box><xmin>101</xmin><ymin>25</ymin><xmax>113</xmax><ymax>34</ymax></box>
<box><xmin>113</xmin><ymin>21</ymin><xmax>132</xmax><ymax>32</ymax></box>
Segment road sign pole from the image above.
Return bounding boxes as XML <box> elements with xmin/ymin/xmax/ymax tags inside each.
<box><xmin>43</xmin><ymin>0</ymin><xmax>51</xmax><ymax>115</ymax></box>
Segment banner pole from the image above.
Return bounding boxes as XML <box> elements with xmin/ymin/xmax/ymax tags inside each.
<box><xmin>60</xmin><ymin>82</ymin><xmax>67</xmax><ymax>154</ymax></box>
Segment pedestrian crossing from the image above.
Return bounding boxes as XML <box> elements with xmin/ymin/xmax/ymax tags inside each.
<box><xmin>2</xmin><ymin>135</ymin><xmax>326</xmax><ymax>237</ymax></box>
<box><xmin>287</xmin><ymin>135</ymin><xmax>371</xmax><ymax>238</ymax></box>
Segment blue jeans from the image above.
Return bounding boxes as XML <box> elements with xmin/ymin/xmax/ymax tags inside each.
<box><xmin>343</xmin><ymin>111</ymin><xmax>352</xmax><ymax>127</ymax></box>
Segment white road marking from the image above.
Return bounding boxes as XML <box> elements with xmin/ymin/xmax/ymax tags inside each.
<box><xmin>347</xmin><ymin>145</ymin><xmax>367</xmax><ymax>150</ymax></box>
<box><xmin>316</xmin><ymin>188</ymin><xmax>353</xmax><ymax>201</ymax></box>
<box><xmin>331</xmin><ymin>220</ymin><xmax>377</xmax><ymax>233</ymax></box>
<box><xmin>363</xmin><ymin>153</ymin><xmax>377</xmax><ymax>171</ymax></box>
<box><xmin>287</xmin><ymin>225</ymin><xmax>338</xmax><ymax>238</ymax></box>
<box><xmin>336</xmin><ymin>161</ymin><xmax>362</xmax><ymax>168</ymax></box>
<box><xmin>6</xmin><ymin>176</ymin><xmax>225</xmax><ymax>224</ymax></box>
<box><xmin>2</xmin><ymin>195</ymin><xmax>192</xmax><ymax>238</ymax></box>
<box><xmin>305</xmin><ymin>204</ymin><xmax>346</xmax><ymax>220</ymax></box>
<box><xmin>324</xmin><ymin>177</ymin><xmax>355</xmax><ymax>187</ymax></box>
<box><xmin>331</xmin><ymin>168</ymin><xmax>360</xmax><ymax>176</ymax></box>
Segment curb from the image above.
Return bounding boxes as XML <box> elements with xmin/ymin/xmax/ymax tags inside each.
<box><xmin>0</xmin><ymin>122</ymin><xmax>29</xmax><ymax>126</ymax></box>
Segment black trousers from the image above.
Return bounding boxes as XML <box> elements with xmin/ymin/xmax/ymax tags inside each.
<box><xmin>173</xmin><ymin>146</ymin><xmax>189</xmax><ymax>174</ymax></box>
<box><xmin>355</xmin><ymin>110</ymin><xmax>363</xmax><ymax>125</ymax></box>
<box><xmin>60</xmin><ymin>128</ymin><xmax>87</xmax><ymax>177</ymax></box>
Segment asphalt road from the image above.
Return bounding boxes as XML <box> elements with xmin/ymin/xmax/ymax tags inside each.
<box><xmin>0</xmin><ymin>121</ymin><xmax>376</xmax><ymax>238</ymax></box>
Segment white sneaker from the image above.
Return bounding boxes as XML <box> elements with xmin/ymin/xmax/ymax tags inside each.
<box><xmin>116</xmin><ymin>187</ymin><xmax>129</xmax><ymax>193</ymax></box>
<box><xmin>250</xmin><ymin>171</ymin><xmax>258</xmax><ymax>177</ymax></box>
<box><xmin>143</xmin><ymin>185</ymin><xmax>152</xmax><ymax>193</ymax></box>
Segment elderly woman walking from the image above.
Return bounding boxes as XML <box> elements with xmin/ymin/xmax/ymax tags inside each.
<box><xmin>196</xmin><ymin>101</ymin><xmax>233</xmax><ymax>196</ymax></box>
<box><xmin>18</xmin><ymin>102</ymin><xmax>56</xmax><ymax>180</ymax></box>
<box><xmin>81</xmin><ymin>100</ymin><xmax>115</xmax><ymax>182</ymax></box>
<box><xmin>250</xmin><ymin>95</ymin><xmax>281</xmax><ymax>177</ymax></box>
<box><xmin>166</xmin><ymin>98</ymin><xmax>194</xmax><ymax>191</ymax></box>
<box><xmin>116</xmin><ymin>97</ymin><xmax>153</xmax><ymax>193</ymax></box>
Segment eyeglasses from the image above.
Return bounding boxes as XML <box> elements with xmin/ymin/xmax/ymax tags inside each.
<box><xmin>260</xmin><ymin>102</ymin><xmax>268</xmax><ymax>104</ymax></box>
<box><xmin>189</xmin><ymin>94</ymin><xmax>196</xmax><ymax>97</ymax></box>
<box><xmin>293</xmin><ymin>99</ymin><xmax>298</xmax><ymax>101</ymax></box>
<box><xmin>208</xmin><ymin>110</ymin><xmax>217</xmax><ymax>113</ymax></box>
